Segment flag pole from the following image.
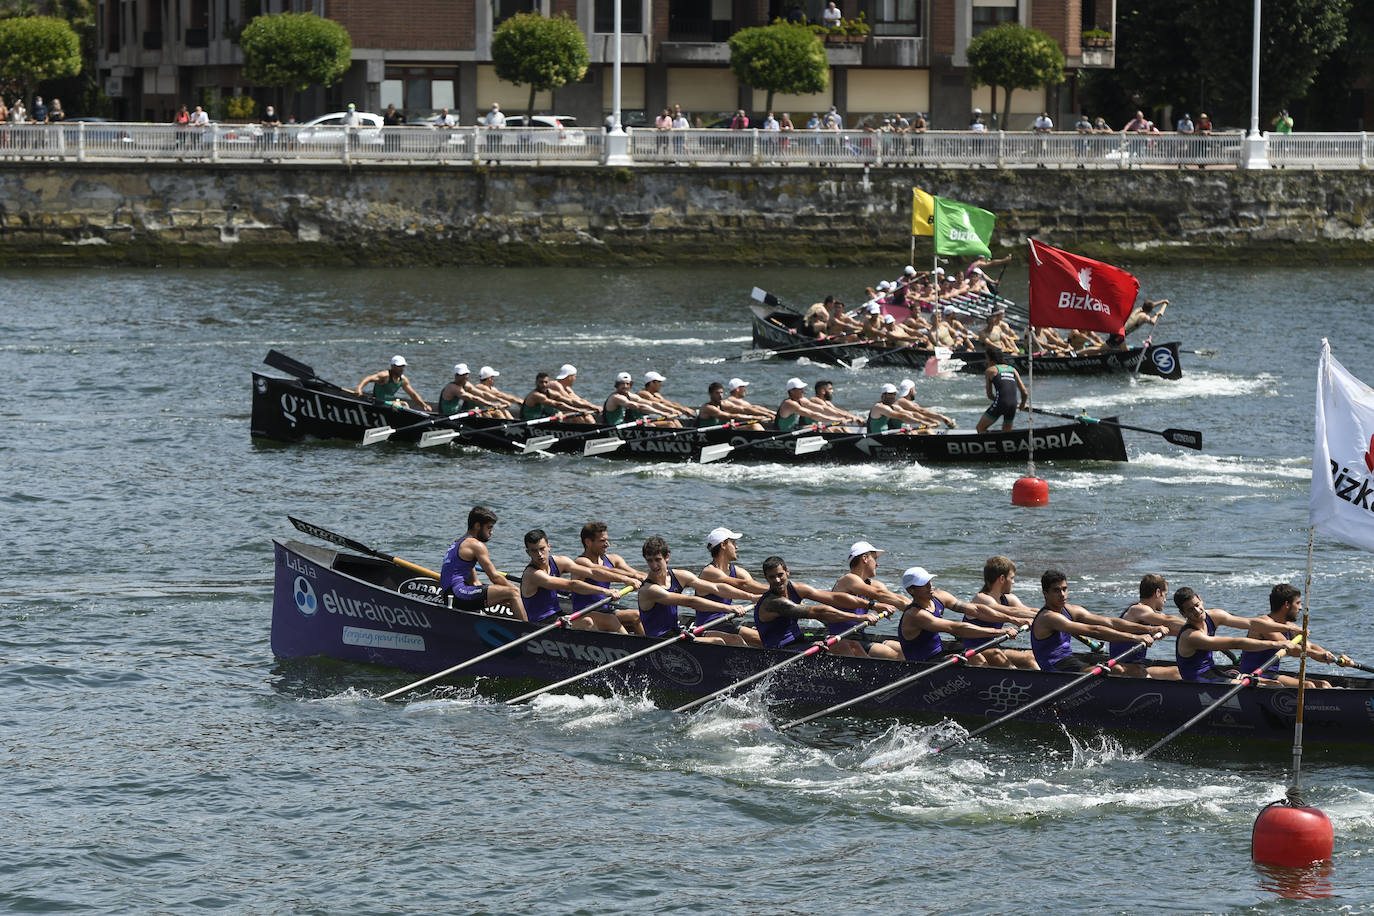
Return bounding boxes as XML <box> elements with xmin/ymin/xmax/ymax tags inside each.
<box><xmin>1291</xmin><ymin>526</ymin><xmax>1315</xmax><ymax>804</ymax></box>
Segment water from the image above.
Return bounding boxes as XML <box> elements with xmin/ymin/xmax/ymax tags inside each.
<box><xmin>4</xmin><ymin>264</ymin><xmax>1374</xmax><ymax>913</ymax></box>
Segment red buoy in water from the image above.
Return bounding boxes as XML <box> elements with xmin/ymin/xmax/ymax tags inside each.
<box><xmin>1012</xmin><ymin>476</ymin><xmax>1049</xmax><ymax>506</ymax></box>
<box><xmin>1252</xmin><ymin>801</ymin><xmax>1334</xmax><ymax>867</ymax></box>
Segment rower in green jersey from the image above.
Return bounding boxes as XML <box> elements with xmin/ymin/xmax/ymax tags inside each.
<box><xmin>697</xmin><ymin>382</ymin><xmax>765</xmax><ymax>430</ymax></box>
<box><xmin>521</xmin><ymin>371</ymin><xmax>583</xmax><ymax>421</ymax></box>
<box><xmin>354</xmin><ymin>355</ymin><xmax>430</xmax><ymax>410</ymax></box>
<box><xmin>437</xmin><ymin>363</ymin><xmax>511</xmax><ymax>418</ymax></box>
<box><xmin>867</xmin><ymin>383</ymin><xmax>931</xmax><ymax>433</ymax></box>
<box><xmin>603</xmin><ymin>371</ymin><xmax>661</xmax><ymax>425</ymax></box>
<box><xmin>774</xmin><ymin>377</ymin><xmax>859</xmax><ymax>431</ymax></box>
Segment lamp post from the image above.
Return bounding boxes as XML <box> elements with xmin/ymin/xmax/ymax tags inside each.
<box><xmin>1242</xmin><ymin>0</ymin><xmax>1269</xmax><ymax>168</ymax></box>
<box><xmin>604</xmin><ymin>0</ymin><xmax>634</xmax><ymax>164</ymax></box>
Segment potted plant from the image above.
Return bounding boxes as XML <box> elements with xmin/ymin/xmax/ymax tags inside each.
<box><xmin>844</xmin><ymin>12</ymin><xmax>870</xmax><ymax>42</ymax></box>
<box><xmin>1082</xmin><ymin>28</ymin><xmax>1112</xmax><ymax>49</ymax></box>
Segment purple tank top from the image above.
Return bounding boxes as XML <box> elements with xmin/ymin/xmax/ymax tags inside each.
<box><xmin>524</xmin><ymin>556</ymin><xmax>563</xmax><ymax>623</ymax></box>
<box><xmin>440</xmin><ymin>536</ymin><xmax>482</xmax><ymax>598</ymax></box>
<box><xmin>754</xmin><ymin>583</ymin><xmax>803</xmax><ymax>649</ymax></box>
<box><xmin>571</xmin><ymin>555</ymin><xmax>614</xmax><ymax>611</ymax></box>
<box><xmin>640</xmin><ymin>570</ymin><xmax>684</xmax><ymax>638</ymax></box>
<box><xmin>1031</xmin><ymin>605</ymin><xmax>1075</xmax><ymax>670</ymax></box>
<box><xmin>696</xmin><ymin>563</ymin><xmax>737</xmax><ymax>627</ymax></box>
<box><xmin>1176</xmin><ymin>614</ymin><xmax>1219</xmax><ymax>681</ymax></box>
<box><xmin>899</xmin><ymin>596</ymin><xmax>945</xmax><ymax>661</ymax></box>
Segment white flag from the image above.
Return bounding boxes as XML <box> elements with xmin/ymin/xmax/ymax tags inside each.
<box><xmin>1310</xmin><ymin>339</ymin><xmax>1374</xmax><ymax>553</ymax></box>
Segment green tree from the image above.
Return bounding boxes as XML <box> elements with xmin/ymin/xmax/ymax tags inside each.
<box><xmin>965</xmin><ymin>23</ymin><xmax>1065</xmax><ymax>128</ymax></box>
<box><xmin>240</xmin><ymin>12</ymin><xmax>351</xmax><ymax>114</ymax></box>
<box><xmin>490</xmin><ymin>13</ymin><xmax>589</xmax><ymax>122</ymax></box>
<box><xmin>0</xmin><ymin>15</ymin><xmax>80</xmax><ymax>104</ymax></box>
<box><xmin>728</xmin><ymin>23</ymin><xmax>828</xmax><ymax>114</ymax></box>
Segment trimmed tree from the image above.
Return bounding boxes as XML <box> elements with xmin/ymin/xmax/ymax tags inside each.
<box><xmin>240</xmin><ymin>12</ymin><xmax>351</xmax><ymax>115</ymax></box>
<box><xmin>728</xmin><ymin>23</ymin><xmax>828</xmax><ymax>114</ymax></box>
<box><xmin>490</xmin><ymin>13</ymin><xmax>589</xmax><ymax>123</ymax></box>
<box><xmin>0</xmin><ymin>16</ymin><xmax>81</xmax><ymax>106</ymax></box>
<box><xmin>966</xmin><ymin>23</ymin><xmax>1065</xmax><ymax>128</ymax></box>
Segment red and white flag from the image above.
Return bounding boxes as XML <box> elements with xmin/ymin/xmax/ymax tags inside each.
<box><xmin>1311</xmin><ymin>339</ymin><xmax>1374</xmax><ymax>553</ymax></box>
<box><xmin>1027</xmin><ymin>239</ymin><xmax>1139</xmax><ymax>334</ymax></box>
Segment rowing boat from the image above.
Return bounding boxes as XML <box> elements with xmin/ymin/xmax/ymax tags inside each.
<box><xmin>252</xmin><ymin>368</ymin><xmax>1129</xmax><ymax>463</ymax></box>
<box><xmin>271</xmin><ymin>537</ymin><xmax>1374</xmax><ymax>747</ymax></box>
<box><xmin>750</xmin><ymin>304</ymin><xmax>1185</xmax><ymax>379</ymax></box>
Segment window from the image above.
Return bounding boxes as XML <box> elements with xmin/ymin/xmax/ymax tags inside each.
<box><xmin>875</xmin><ymin>0</ymin><xmax>922</xmax><ymax>36</ymax></box>
<box><xmin>595</xmin><ymin>0</ymin><xmax>643</xmax><ymax>33</ymax></box>
<box><xmin>972</xmin><ymin>0</ymin><xmax>1016</xmax><ymax>36</ymax></box>
<box><xmin>495</xmin><ymin>0</ymin><xmax>538</xmax><ymax>25</ymax></box>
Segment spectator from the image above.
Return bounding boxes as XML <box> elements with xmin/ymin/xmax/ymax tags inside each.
<box><xmin>436</xmin><ymin>107</ymin><xmax>455</xmax><ymax>127</ymax></box>
<box><xmin>30</xmin><ymin>95</ymin><xmax>47</xmax><ymax>123</ymax></box>
<box><xmin>823</xmin><ymin>105</ymin><xmax>841</xmax><ymax>129</ymax></box>
<box><xmin>729</xmin><ymin>109</ymin><xmax>749</xmax><ymax>130</ymax></box>
<box><xmin>1075</xmin><ymin>112</ymin><xmax>1092</xmax><ymax>132</ymax></box>
<box><xmin>805</xmin><ymin>112</ymin><xmax>821</xmax><ymax>130</ymax></box>
<box><xmin>1032</xmin><ymin>111</ymin><xmax>1053</xmax><ymax>133</ymax></box>
<box><xmin>1272</xmin><ymin>109</ymin><xmax>1293</xmax><ymax>133</ymax></box>
<box><xmin>1176</xmin><ymin>112</ymin><xmax>1194</xmax><ymax>134</ymax></box>
<box><xmin>483</xmin><ymin>102</ymin><xmax>505</xmax><ymax>128</ymax></box>
<box><xmin>969</xmin><ymin>108</ymin><xmax>987</xmax><ymax>131</ymax></box>
<box><xmin>382</xmin><ymin>103</ymin><xmax>404</xmax><ymax>127</ymax></box>
<box><xmin>47</xmin><ymin>98</ymin><xmax>64</xmax><ymax>123</ymax></box>
<box><xmin>1196</xmin><ymin>112</ymin><xmax>1212</xmax><ymax>134</ymax></box>
<box><xmin>1123</xmin><ymin>109</ymin><xmax>1151</xmax><ymax>132</ymax></box>
<box><xmin>822</xmin><ymin>1</ymin><xmax>842</xmax><ymax>26</ymax></box>
<box><xmin>1092</xmin><ymin>115</ymin><xmax>1112</xmax><ymax>132</ymax></box>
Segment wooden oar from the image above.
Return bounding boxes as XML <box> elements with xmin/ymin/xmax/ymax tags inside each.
<box><xmin>778</xmin><ymin>624</ymin><xmax>1029</xmax><ymax>730</ymax></box>
<box><xmin>1139</xmin><ymin>644</ymin><xmax>1294</xmax><ymax>758</ymax></box>
<box><xmin>699</xmin><ymin>423</ymin><xmax>827</xmax><ymax>464</ymax></box>
<box><xmin>672</xmin><ymin>608</ymin><xmax>897</xmax><ymax>714</ymax></box>
<box><xmin>418</xmin><ymin>409</ymin><xmax>595</xmax><ymax>448</ymax></box>
<box><xmin>1025</xmin><ymin>406</ymin><xmax>1202</xmax><ymax>451</ymax></box>
<box><xmin>521</xmin><ymin>416</ymin><xmax>665</xmax><ymax>457</ymax></box>
<box><xmin>363</xmin><ymin>406</ymin><xmax>491</xmax><ymax>446</ymax></box>
<box><xmin>736</xmin><ymin>337</ymin><xmax>884</xmax><ymax>364</ymax></box>
<box><xmin>932</xmin><ymin>634</ymin><xmax>1163</xmax><ymax>754</ymax></box>
<box><xmin>504</xmin><ymin>608</ymin><xmax>750</xmax><ymax>705</ymax></box>
<box><xmin>1335</xmin><ymin>656</ymin><xmax>1374</xmax><ymax>674</ymax></box>
<box><xmin>376</xmin><ymin>586</ymin><xmax>636</xmax><ymax>702</ymax></box>
<box><xmin>1131</xmin><ymin>301</ymin><xmax>1170</xmax><ymax>379</ymax></box>
<box><xmin>288</xmin><ymin>516</ymin><xmax>440</xmax><ymax>579</ymax></box>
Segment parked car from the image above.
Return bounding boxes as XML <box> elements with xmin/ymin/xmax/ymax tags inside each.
<box><xmin>295</xmin><ymin>111</ymin><xmax>384</xmax><ymax>148</ymax></box>
<box><xmin>60</xmin><ymin>116</ymin><xmax>132</xmax><ymax>144</ymax></box>
<box><xmin>499</xmin><ymin>115</ymin><xmax>587</xmax><ymax>146</ymax></box>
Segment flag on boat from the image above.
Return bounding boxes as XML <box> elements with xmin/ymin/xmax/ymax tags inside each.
<box><xmin>911</xmin><ymin>188</ymin><xmax>935</xmax><ymax>236</ymax></box>
<box><xmin>1310</xmin><ymin>339</ymin><xmax>1374</xmax><ymax>554</ymax></box>
<box><xmin>1026</xmin><ymin>239</ymin><xmax>1138</xmax><ymax>333</ymax></box>
<box><xmin>931</xmin><ymin>197</ymin><xmax>994</xmax><ymax>256</ymax></box>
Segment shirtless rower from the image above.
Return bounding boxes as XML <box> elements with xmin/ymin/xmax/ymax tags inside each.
<box><xmin>1123</xmin><ymin>298</ymin><xmax>1168</xmax><ymax>336</ymax></box>
<box><xmin>754</xmin><ymin>555</ymin><xmax>891</xmax><ymax>657</ymax></box>
<box><xmin>856</xmin><ymin>302</ymin><xmax>887</xmax><ymax>342</ymax></box>
<box><xmin>545</xmin><ymin>364</ymin><xmax>598</xmax><ymax>424</ymax></box>
<box><xmin>822</xmin><ymin>299</ymin><xmax>862</xmax><ymax>338</ymax></box>
<box><xmin>638</xmin><ymin>536</ymin><xmax>756</xmax><ymax>646</ymax></box>
<box><xmin>1173</xmin><ymin>586</ymin><xmax>1300</xmax><ymax>683</ymax></box>
<box><xmin>830</xmin><ymin>540</ymin><xmax>906</xmax><ymax>659</ymax></box>
<box><xmin>355</xmin><ymin>355</ymin><xmax>431</xmax><ymax>410</ymax></box>
<box><xmin>439</xmin><ymin>506</ymin><xmax>527</xmax><ymax>620</ymax></box>
<box><xmin>976</xmin><ymin>309</ymin><xmax>1019</xmax><ymax>354</ymax></box>
<box><xmin>698</xmin><ymin>382</ymin><xmax>764</xmax><ymax>430</ymax></box>
<box><xmin>976</xmin><ymin>349</ymin><xmax>1028</xmax><ymax>433</ymax></box>
<box><xmin>639</xmin><ymin>371</ymin><xmax>695</xmax><ymax>423</ymax></box>
<box><xmin>604</xmin><ymin>371</ymin><xmax>664</xmax><ymax>425</ymax></box>
<box><xmin>868</xmin><ymin>383</ymin><xmax>934</xmax><ymax>434</ymax></box>
<box><xmin>896</xmin><ymin>378</ymin><xmax>956</xmax><ymax>428</ymax></box>
<box><xmin>803</xmin><ymin>296</ymin><xmax>837</xmax><ymax>336</ymax></box>
<box><xmin>573</xmin><ymin>521</ymin><xmax>647</xmax><ymax>634</ymax></box>
<box><xmin>521</xmin><ymin>371</ymin><xmax>586</xmax><ymax>422</ymax></box>
<box><xmin>520</xmin><ymin>528</ymin><xmax>621</xmax><ymax>629</ymax></box>
<box><xmin>1238</xmin><ymin>584</ymin><xmax>1344</xmax><ymax>688</ymax></box>
<box><xmin>475</xmin><ymin>366</ymin><xmax>523</xmax><ymax>410</ymax></box>
<box><xmin>1107</xmin><ymin>574</ymin><xmax>1186</xmax><ymax>678</ymax></box>
<box><xmin>438</xmin><ymin>363</ymin><xmax>511</xmax><ymax>418</ymax></box>
<box><xmin>722</xmin><ymin>378</ymin><xmax>776</xmax><ymax>424</ymax></box>
<box><xmin>896</xmin><ymin>566</ymin><xmax>1019</xmax><ymax>664</ymax></box>
<box><xmin>1031</xmin><ymin>569</ymin><xmax>1164</xmax><ymax>673</ymax></box>
<box><xmin>696</xmin><ymin>527</ymin><xmax>764</xmax><ymax>646</ymax></box>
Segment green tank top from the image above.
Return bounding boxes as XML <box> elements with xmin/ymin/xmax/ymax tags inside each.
<box><xmin>371</xmin><ymin>378</ymin><xmax>404</xmax><ymax>403</ymax></box>
<box><xmin>776</xmin><ymin>411</ymin><xmax>799</xmax><ymax>432</ymax></box>
<box><xmin>522</xmin><ymin>400</ymin><xmax>555</xmax><ymax>421</ymax></box>
<box><xmin>439</xmin><ymin>396</ymin><xmax>465</xmax><ymax>415</ymax></box>
<box><xmin>603</xmin><ymin>396</ymin><xmax>625</xmax><ymax>426</ymax></box>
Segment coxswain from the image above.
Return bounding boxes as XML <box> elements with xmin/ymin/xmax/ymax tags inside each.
<box><xmin>696</xmin><ymin>527</ymin><xmax>765</xmax><ymax>646</ymax></box>
<box><xmin>976</xmin><ymin>348</ymin><xmax>1028</xmax><ymax>433</ymax></box>
<box><xmin>896</xmin><ymin>378</ymin><xmax>955</xmax><ymax>428</ymax></box>
<box><xmin>439</xmin><ymin>506</ymin><xmax>527</xmax><ymax>620</ymax></box>
<box><xmin>522</xmin><ymin>371</ymin><xmax>585</xmax><ymax>421</ymax></box>
<box><xmin>638</xmin><ymin>370</ymin><xmax>695</xmax><ymax>423</ymax></box>
<box><xmin>896</xmin><ymin>566</ymin><xmax>1019</xmax><ymax>663</ymax></box>
<box><xmin>753</xmin><ymin>556</ymin><xmax>892</xmax><ymax>656</ymax></box>
<box><xmin>573</xmin><ymin>521</ymin><xmax>647</xmax><ymax>634</ymax></box>
<box><xmin>829</xmin><ymin>541</ymin><xmax>906</xmax><ymax>658</ymax></box>
<box><xmin>545</xmin><ymin>365</ymin><xmax>598</xmax><ymax>424</ymax></box>
<box><xmin>1031</xmin><ymin>570</ymin><xmax>1164</xmax><ymax>673</ymax></box>
<box><xmin>438</xmin><ymin>363</ymin><xmax>511</xmax><ymax>418</ymax></box>
<box><xmin>474</xmin><ymin>366</ymin><xmax>523</xmax><ymax>410</ymax></box>
<box><xmin>520</xmin><ymin>528</ymin><xmax>621</xmax><ymax>628</ymax></box>
<box><xmin>1173</xmin><ymin>586</ymin><xmax>1301</xmax><ymax>683</ymax></box>
<box><xmin>605</xmin><ymin>371</ymin><xmax>664</xmax><ymax>425</ymax></box>
<box><xmin>722</xmin><ymin>378</ymin><xmax>778</xmax><ymax>424</ymax></box>
<box><xmin>1238</xmin><ymin>584</ymin><xmax>1343</xmax><ymax>688</ymax></box>
<box><xmin>355</xmin><ymin>355</ymin><xmax>430</xmax><ymax>410</ymax></box>
<box><xmin>698</xmin><ymin>382</ymin><xmax>764</xmax><ymax>430</ymax></box>
<box><xmin>638</xmin><ymin>536</ymin><xmax>756</xmax><ymax>646</ymax></box>
<box><xmin>1107</xmin><ymin>574</ymin><xmax>1186</xmax><ymax>678</ymax></box>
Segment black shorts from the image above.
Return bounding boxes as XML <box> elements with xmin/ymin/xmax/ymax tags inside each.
<box><xmin>1050</xmin><ymin>655</ymin><xmax>1097</xmax><ymax>672</ymax></box>
<box><xmin>983</xmin><ymin>399</ymin><xmax>1016</xmax><ymax>424</ymax></box>
<box><xmin>448</xmin><ymin>585</ymin><xmax>490</xmax><ymax>611</ymax></box>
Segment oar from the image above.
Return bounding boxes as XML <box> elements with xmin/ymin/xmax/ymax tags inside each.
<box><xmin>794</xmin><ymin>425</ymin><xmax>929</xmax><ymax>456</ymax></box>
<box><xmin>1131</xmin><ymin>301</ymin><xmax>1170</xmax><ymax>380</ymax></box>
<box><xmin>376</xmin><ymin>585</ymin><xmax>636</xmax><ymax>702</ymax></box>
<box><xmin>699</xmin><ymin>423</ymin><xmax>826</xmax><ymax>465</ymax></box>
<box><xmin>521</xmin><ymin>416</ymin><xmax>664</xmax><ymax>457</ymax></box>
<box><xmin>287</xmin><ymin>515</ymin><xmax>440</xmax><ymax>579</ymax></box>
<box><xmin>633</xmin><ymin>419</ymin><xmax>742</xmax><ymax>444</ymax></box>
<box><xmin>264</xmin><ymin>350</ymin><xmax>354</xmax><ymax>395</ymax></box>
<box><xmin>735</xmin><ymin>337</ymin><xmax>884</xmax><ymax>364</ymax></box>
<box><xmin>1139</xmin><ymin>643</ymin><xmax>1295</xmax><ymax>758</ymax></box>
<box><xmin>504</xmin><ymin>608</ymin><xmax>751</xmax><ymax>705</ymax></box>
<box><xmin>1335</xmin><ymin>656</ymin><xmax>1374</xmax><ymax>674</ymax></box>
<box><xmin>418</xmin><ymin>409</ymin><xmax>594</xmax><ymax>448</ymax></box>
<box><xmin>1025</xmin><ymin>406</ymin><xmax>1202</xmax><ymax>451</ymax></box>
<box><xmin>778</xmin><ymin>624</ymin><xmax>1029</xmax><ymax>730</ymax></box>
<box><xmin>673</xmin><ymin>608</ymin><xmax>897</xmax><ymax>714</ymax></box>
<box><xmin>932</xmin><ymin>633</ymin><xmax>1163</xmax><ymax>754</ymax></box>
<box><xmin>363</xmin><ymin>406</ymin><xmax>490</xmax><ymax>446</ymax></box>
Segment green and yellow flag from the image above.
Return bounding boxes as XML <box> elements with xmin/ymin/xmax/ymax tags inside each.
<box><xmin>931</xmin><ymin>197</ymin><xmax>995</xmax><ymax>257</ymax></box>
<box><xmin>911</xmin><ymin>188</ymin><xmax>935</xmax><ymax>236</ymax></box>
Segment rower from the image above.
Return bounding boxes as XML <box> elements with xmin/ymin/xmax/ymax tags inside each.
<box><xmin>722</xmin><ymin>378</ymin><xmax>775</xmax><ymax>424</ymax></box>
<box><xmin>638</xmin><ymin>370</ymin><xmax>695</xmax><ymax>423</ymax></box>
<box><xmin>896</xmin><ymin>378</ymin><xmax>955</xmax><ymax>429</ymax></box>
<box><xmin>775</xmin><ymin>377</ymin><xmax>859</xmax><ymax>431</ymax></box>
<box><xmin>976</xmin><ymin>348</ymin><xmax>1028</xmax><ymax>433</ymax></box>
<box><xmin>868</xmin><ymin>383</ymin><xmax>932</xmax><ymax>434</ymax></box>
<box><xmin>803</xmin><ymin>296</ymin><xmax>835</xmax><ymax>336</ymax></box>
<box><xmin>754</xmin><ymin>556</ymin><xmax>891</xmax><ymax>656</ymax></box>
<box><xmin>546</xmin><ymin>364</ymin><xmax>598</xmax><ymax>424</ymax></box>
<box><xmin>520</xmin><ymin>528</ymin><xmax>621</xmax><ymax>628</ymax></box>
<box><xmin>1031</xmin><ymin>569</ymin><xmax>1164</xmax><ymax>673</ymax></box>
<box><xmin>696</xmin><ymin>527</ymin><xmax>765</xmax><ymax>646</ymax></box>
<box><xmin>1107</xmin><ymin>574</ymin><xmax>1186</xmax><ymax>678</ymax></box>
<box><xmin>605</xmin><ymin>371</ymin><xmax>663</xmax><ymax>425</ymax></box>
<box><xmin>522</xmin><ymin>371</ymin><xmax>583</xmax><ymax>421</ymax></box>
<box><xmin>822</xmin><ymin>299</ymin><xmax>861</xmax><ymax>337</ymax></box>
<box><xmin>475</xmin><ymin>366</ymin><xmax>523</xmax><ymax>410</ymax></box>
<box><xmin>976</xmin><ymin>309</ymin><xmax>1018</xmax><ymax>354</ymax></box>
<box><xmin>354</xmin><ymin>354</ymin><xmax>430</xmax><ymax>410</ymax></box>
<box><xmin>573</xmin><ymin>521</ymin><xmax>647</xmax><ymax>634</ymax></box>
<box><xmin>896</xmin><ymin>566</ymin><xmax>1018</xmax><ymax>663</ymax></box>
<box><xmin>439</xmin><ymin>506</ymin><xmax>527</xmax><ymax>620</ymax></box>
<box><xmin>438</xmin><ymin>363</ymin><xmax>511</xmax><ymax>419</ymax></box>
<box><xmin>1123</xmin><ymin>298</ymin><xmax>1167</xmax><ymax>336</ymax></box>
<box><xmin>830</xmin><ymin>540</ymin><xmax>905</xmax><ymax>658</ymax></box>
<box><xmin>856</xmin><ymin>302</ymin><xmax>886</xmax><ymax>341</ymax></box>
<box><xmin>698</xmin><ymin>382</ymin><xmax>764</xmax><ymax>430</ymax></box>
<box><xmin>638</xmin><ymin>536</ymin><xmax>755</xmax><ymax>646</ymax></box>
<box><xmin>1238</xmin><ymin>584</ymin><xmax>1344</xmax><ymax>688</ymax></box>
<box><xmin>959</xmin><ymin>556</ymin><xmax>1038</xmax><ymax>668</ymax></box>
<box><xmin>1173</xmin><ymin>586</ymin><xmax>1300</xmax><ymax>683</ymax></box>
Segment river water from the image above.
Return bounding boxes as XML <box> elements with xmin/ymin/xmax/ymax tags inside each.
<box><xmin>4</xmin><ymin>263</ymin><xmax>1374</xmax><ymax>913</ymax></box>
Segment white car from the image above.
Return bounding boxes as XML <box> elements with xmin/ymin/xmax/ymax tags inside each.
<box><xmin>295</xmin><ymin>111</ymin><xmax>384</xmax><ymax>147</ymax></box>
<box><xmin>499</xmin><ymin>114</ymin><xmax>587</xmax><ymax>146</ymax></box>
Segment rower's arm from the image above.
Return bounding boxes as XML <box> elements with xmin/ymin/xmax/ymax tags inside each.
<box><xmin>354</xmin><ymin>371</ymin><xmax>384</xmax><ymax>396</ymax></box>
<box><xmin>401</xmin><ymin>378</ymin><xmax>431</xmax><ymax>411</ymax></box>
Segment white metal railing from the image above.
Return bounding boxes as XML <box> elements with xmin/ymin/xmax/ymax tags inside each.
<box><xmin>0</xmin><ymin>122</ymin><xmax>1365</xmax><ymax>169</ymax></box>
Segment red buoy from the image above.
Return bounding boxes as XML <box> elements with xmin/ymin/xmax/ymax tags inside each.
<box><xmin>1252</xmin><ymin>801</ymin><xmax>1334</xmax><ymax>867</ymax></box>
<box><xmin>1012</xmin><ymin>476</ymin><xmax>1049</xmax><ymax>506</ymax></box>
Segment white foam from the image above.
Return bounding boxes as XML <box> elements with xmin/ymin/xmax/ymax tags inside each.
<box><xmin>1064</xmin><ymin>371</ymin><xmax>1273</xmax><ymax>411</ymax></box>
<box><xmin>525</xmin><ymin>690</ymin><xmax>655</xmax><ymax>729</ymax></box>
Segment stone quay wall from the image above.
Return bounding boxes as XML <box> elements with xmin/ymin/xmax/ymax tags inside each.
<box><xmin>1</xmin><ymin>162</ymin><xmax>1371</xmax><ymax>266</ymax></box>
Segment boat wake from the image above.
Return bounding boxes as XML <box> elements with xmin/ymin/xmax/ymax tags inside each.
<box><xmin>1130</xmin><ymin>451</ymin><xmax>1309</xmax><ymax>486</ymax></box>
<box><xmin>525</xmin><ymin>690</ymin><xmax>657</xmax><ymax>730</ymax></box>
<box><xmin>1067</xmin><ymin>371</ymin><xmax>1274</xmax><ymax>410</ymax></box>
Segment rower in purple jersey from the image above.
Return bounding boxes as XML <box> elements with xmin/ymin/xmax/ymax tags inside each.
<box><xmin>519</xmin><ymin>529</ymin><xmax>620</xmax><ymax>626</ymax></box>
<box><xmin>1106</xmin><ymin>574</ymin><xmax>1185</xmax><ymax>678</ymax></box>
<box><xmin>695</xmin><ymin>527</ymin><xmax>765</xmax><ymax>647</ymax></box>
<box><xmin>1173</xmin><ymin>586</ymin><xmax>1301</xmax><ymax>684</ymax></box>
<box><xmin>637</xmin><ymin>537</ymin><xmax>754</xmax><ymax>645</ymax></box>
<box><xmin>438</xmin><ymin>506</ymin><xmax>527</xmax><ymax>619</ymax></box>
<box><xmin>966</xmin><ymin>555</ymin><xmax>1038</xmax><ymax>668</ymax></box>
<box><xmin>896</xmin><ymin>566</ymin><xmax>1016</xmax><ymax>662</ymax></box>
<box><xmin>830</xmin><ymin>540</ymin><xmax>906</xmax><ymax>659</ymax></box>
<box><xmin>572</xmin><ymin>521</ymin><xmax>646</xmax><ymax>634</ymax></box>
<box><xmin>1237</xmin><ymin>584</ymin><xmax>1342</xmax><ymax>688</ymax></box>
<box><xmin>1030</xmin><ymin>569</ymin><xmax>1162</xmax><ymax>673</ymax></box>
<box><xmin>753</xmin><ymin>556</ymin><xmax>890</xmax><ymax>656</ymax></box>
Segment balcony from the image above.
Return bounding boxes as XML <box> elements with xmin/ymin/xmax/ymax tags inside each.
<box><xmin>863</xmin><ymin>36</ymin><xmax>927</xmax><ymax>67</ymax></box>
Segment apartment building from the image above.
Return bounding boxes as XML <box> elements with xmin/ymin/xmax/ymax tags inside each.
<box><xmin>95</xmin><ymin>0</ymin><xmax>1115</xmax><ymax>128</ymax></box>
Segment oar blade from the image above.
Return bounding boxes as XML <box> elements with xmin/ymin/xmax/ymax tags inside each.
<box><xmin>419</xmin><ymin>429</ymin><xmax>461</xmax><ymax>448</ymax></box>
<box><xmin>843</xmin><ymin>356</ymin><xmax>869</xmax><ymax>370</ymax></box>
<box><xmin>793</xmin><ymin>436</ymin><xmax>828</xmax><ymax>456</ymax></box>
<box><xmin>520</xmin><ymin>435</ymin><xmax>557</xmax><ymax>455</ymax></box>
<box><xmin>583</xmin><ymin>436</ymin><xmax>624</xmax><ymax>456</ymax></box>
<box><xmin>699</xmin><ymin>443</ymin><xmax>734</xmax><ymax>464</ymax></box>
<box><xmin>750</xmin><ymin>286</ymin><xmax>768</xmax><ymax>303</ymax></box>
<box><xmin>361</xmin><ymin>426</ymin><xmax>395</xmax><ymax>446</ymax></box>
<box><xmin>1163</xmin><ymin>428</ymin><xmax>1203</xmax><ymax>450</ymax></box>
<box><xmin>264</xmin><ymin>349</ymin><xmax>318</xmax><ymax>380</ymax></box>
<box><xmin>739</xmin><ymin>349</ymin><xmax>772</xmax><ymax>362</ymax></box>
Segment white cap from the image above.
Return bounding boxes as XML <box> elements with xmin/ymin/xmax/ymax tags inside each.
<box><xmin>882</xmin><ymin>314</ymin><xmax>896</xmax><ymax>325</ymax></box>
<box><xmin>786</xmin><ymin>377</ymin><xmax>805</xmax><ymax>391</ymax></box>
<box><xmin>933</xmin><ymin>267</ymin><xmax>945</xmax><ymax>276</ymax></box>
<box><xmin>616</xmin><ymin>371</ymin><xmax>633</xmax><ymax>383</ymax></box>
<box><xmin>901</xmin><ymin>566</ymin><xmax>934</xmax><ymax>588</ymax></box>
<box><xmin>453</xmin><ymin>362</ymin><xmax>469</xmax><ymax>375</ymax></box>
<box><xmin>848</xmin><ymin>540</ymin><xmax>884</xmax><ymax>561</ymax></box>
<box><xmin>556</xmin><ymin>363</ymin><xmax>577</xmax><ymax>380</ymax></box>
<box><xmin>390</xmin><ymin>355</ymin><xmax>406</xmax><ymax>367</ymax></box>
<box><xmin>899</xmin><ymin>379</ymin><xmax>915</xmax><ymax>395</ymax></box>
<box><xmin>727</xmin><ymin>377</ymin><xmax>748</xmax><ymax>391</ymax></box>
<box><xmin>972</xmin><ymin>267</ymin><xmax>984</xmax><ymax>275</ymax></box>
<box><xmin>644</xmin><ymin>370</ymin><xmax>667</xmax><ymax>383</ymax></box>
<box><xmin>478</xmin><ymin>365</ymin><xmax>499</xmax><ymax>380</ymax></box>
<box><xmin>880</xmin><ymin>382</ymin><xmax>897</xmax><ymax>395</ymax></box>
<box><xmin>904</xmin><ymin>265</ymin><xmax>916</xmax><ymax>276</ymax></box>
<box><xmin>877</xmin><ymin>280</ymin><xmax>891</xmax><ymax>291</ymax></box>
<box><xmin>706</xmin><ymin>527</ymin><xmax>742</xmax><ymax>548</ymax></box>
<box><xmin>866</xmin><ymin>302</ymin><xmax>881</xmax><ymax>315</ymax></box>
